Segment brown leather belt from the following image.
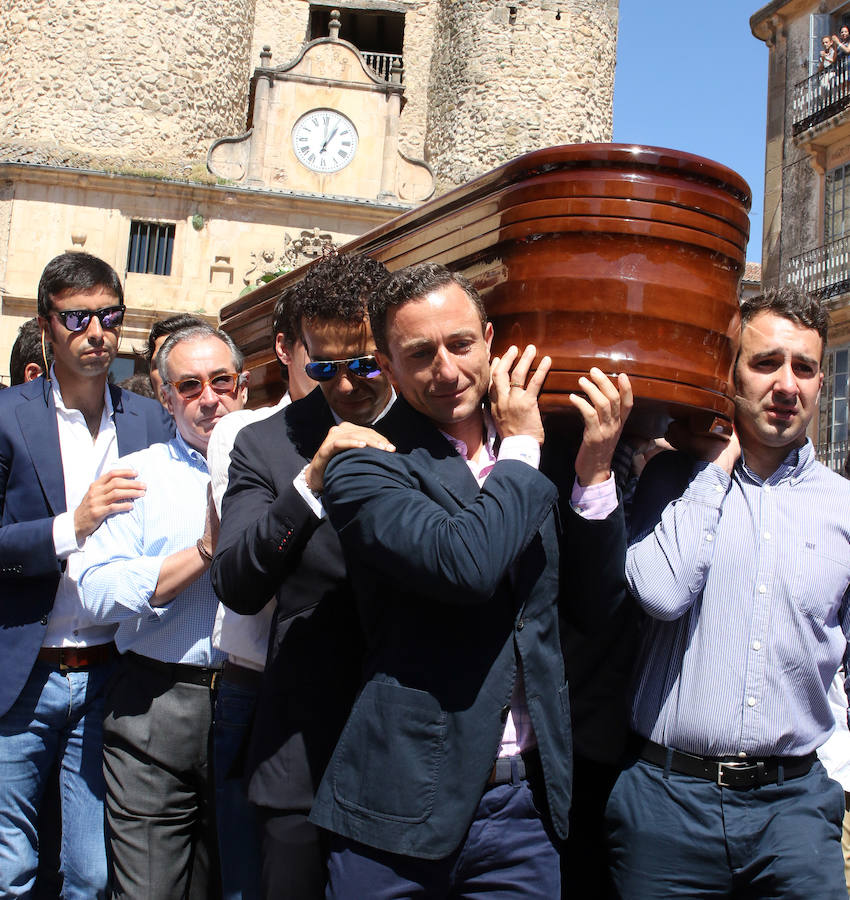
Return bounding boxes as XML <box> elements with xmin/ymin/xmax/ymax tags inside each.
<box><xmin>37</xmin><ymin>642</ymin><xmax>116</xmax><ymax>670</ymax></box>
<box><xmin>640</xmin><ymin>739</ymin><xmax>816</xmax><ymax>789</ymax></box>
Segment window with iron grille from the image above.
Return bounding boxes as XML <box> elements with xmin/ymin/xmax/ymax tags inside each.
<box><xmin>127</xmin><ymin>221</ymin><xmax>175</xmax><ymax>276</ymax></box>
<box><xmin>818</xmin><ymin>344</ymin><xmax>850</xmax><ymax>471</ymax></box>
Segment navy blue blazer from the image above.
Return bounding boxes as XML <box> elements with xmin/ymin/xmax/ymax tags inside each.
<box><xmin>0</xmin><ymin>376</ymin><xmax>173</xmax><ymax>717</ymax></box>
<box><xmin>310</xmin><ymin>398</ymin><xmax>626</xmax><ymax>860</ymax></box>
<box><xmin>211</xmin><ymin>388</ymin><xmax>363</xmax><ymax>811</ymax></box>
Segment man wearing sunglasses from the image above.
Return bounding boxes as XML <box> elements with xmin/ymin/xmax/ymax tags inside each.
<box><xmin>211</xmin><ymin>252</ymin><xmax>395</xmax><ymax>899</ymax></box>
<box><xmin>311</xmin><ymin>262</ymin><xmax>632</xmax><ymax>898</ymax></box>
<box><xmin>78</xmin><ymin>323</ymin><xmax>248</xmax><ymax>899</ymax></box>
<box><xmin>0</xmin><ymin>251</ymin><xmax>173</xmax><ymax>897</ymax></box>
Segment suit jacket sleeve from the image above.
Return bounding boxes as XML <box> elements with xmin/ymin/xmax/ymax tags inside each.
<box><xmin>211</xmin><ymin>424</ymin><xmax>322</xmax><ymax>615</ymax></box>
<box><xmin>322</xmin><ymin>449</ymin><xmax>558</xmax><ymax>605</ymax></box>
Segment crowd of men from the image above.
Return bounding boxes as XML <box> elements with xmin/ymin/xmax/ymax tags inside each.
<box><xmin>0</xmin><ymin>248</ymin><xmax>848</xmax><ymax>899</ymax></box>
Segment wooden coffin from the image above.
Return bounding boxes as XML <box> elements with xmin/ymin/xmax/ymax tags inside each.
<box><xmin>221</xmin><ymin>144</ymin><xmax>751</xmax><ymax>433</ymax></box>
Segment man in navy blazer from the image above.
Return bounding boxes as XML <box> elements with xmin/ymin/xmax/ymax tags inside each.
<box><xmin>0</xmin><ymin>252</ymin><xmax>172</xmax><ymax>897</ymax></box>
<box><xmin>312</xmin><ymin>263</ymin><xmax>632</xmax><ymax>897</ymax></box>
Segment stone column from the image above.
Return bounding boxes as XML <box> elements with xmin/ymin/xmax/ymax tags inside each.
<box><xmin>246</xmin><ymin>45</ymin><xmax>273</xmax><ymax>187</ymax></box>
<box><xmin>379</xmin><ymin>61</ymin><xmax>404</xmax><ymax>201</ymax></box>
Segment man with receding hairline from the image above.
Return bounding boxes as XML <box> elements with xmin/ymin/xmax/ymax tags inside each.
<box><xmin>312</xmin><ymin>261</ymin><xmax>632</xmax><ymax>898</ymax></box>
<box><xmin>608</xmin><ymin>287</ymin><xmax>850</xmax><ymax>898</ymax></box>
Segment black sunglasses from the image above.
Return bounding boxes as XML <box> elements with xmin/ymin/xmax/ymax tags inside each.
<box><xmin>52</xmin><ymin>305</ymin><xmax>125</xmax><ymax>333</ymax></box>
<box><xmin>304</xmin><ymin>355</ymin><xmax>381</xmax><ymax>382</ymax></box>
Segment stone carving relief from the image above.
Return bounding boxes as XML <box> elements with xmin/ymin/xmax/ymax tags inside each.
<box><xmin>242</xmin><ymin>228</ymin><xmax>337</xmax><ymax>286</ymax></box>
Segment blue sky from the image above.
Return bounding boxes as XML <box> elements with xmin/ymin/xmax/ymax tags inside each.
<box><xmin>613</xmin><ymin>0</ymin><xmax>769</xmax><ymax>262</ymax></box>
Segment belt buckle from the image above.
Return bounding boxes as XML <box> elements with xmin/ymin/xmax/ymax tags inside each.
<box><xmin>716</xmin><ymin>760</ymin><xmax>749</xmax><ymax>787</ymax></box>
<box><xmin>210</xmin><ymin>670</ymin><xmax>220</xmax><ymax>692</ymax></box>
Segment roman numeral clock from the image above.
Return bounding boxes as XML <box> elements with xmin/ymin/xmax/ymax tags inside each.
<box><xmin>292</xmin><ymin>109</ymin><xmax>359</xmax><ymax>174</ymax></box>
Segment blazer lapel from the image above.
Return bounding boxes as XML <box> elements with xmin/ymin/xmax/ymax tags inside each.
<box><xmin>284</xmin><ymin>388</ymin><xmax>335</xmax><ymax>460</ymax></box>
<box><xmin>16</xmin><ymin>378</ymin><xmax>66</xmax><ymax>515</ymax></box>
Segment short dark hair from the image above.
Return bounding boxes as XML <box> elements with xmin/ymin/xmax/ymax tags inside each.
<box><xmin>158</xmin><ymin>324</ymin><xmax>244</xmax><ymax>386</ymax></box>
<box><xmin>37</xmin><ymin>252</ymin><xmax>123</xmax><ymax>317</ymax></box>
<box><xmin>294</xmin><ymin>252</ymin><xmax>388</xmax><ymax>340</ymax></box>
<box><xmin>145</xmin><ymin>314</ymin><xmax>208</xmax><ymax>365</ymax></box>
<box><xmin>272</xmin><ymin>285</ymin><xmax>299</xmax><ymax>348</ymax></box>
<box><xmin>369</xmin><ymin>262</ymin><xmax>487</xmax><ymax>356</ymax></box>
<box><xmin>10</xmin><ymin>318</ymin><xmax>53</xmax><ymax>386</ymax></box>
<box><xmin>118</xmin><ymin>372</ymin><xmax>157</xmax><ymax>400</ymax></box>
<box><xmin>740</xmin><ymin>287</ymin><xmax>829</xmax><ymax>349</ymax></box>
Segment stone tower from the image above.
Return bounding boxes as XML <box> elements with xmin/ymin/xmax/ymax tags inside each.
<box><xmin>0</xmin><ymin>0</ymin><xmax>255</xmax><ymax>172</ymax></box>
<box><xmin>426</xmin><ymin>0</ymin><xmax>619</xmax><ymax>193</ymax></box>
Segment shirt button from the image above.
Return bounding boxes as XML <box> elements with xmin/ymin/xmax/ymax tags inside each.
<box><xmin>752</xmin><ymin>640</ymin><xmax>761</xmax><ymax>651</ymax></box>
<box><xmin>764</xmin><ymin>485</ymin><xmax>772</xmax><ymax>492</ymax></box>
<box><xmin>40</xmin><ymin>616</ymin><xmax>48</xmax><ymax>626</ymax></box>
<box><xmin>516</xmin><ymin>619</ymin><xmax>525</xmax><ymax>632</ymax></box>
<box><xmin>747</xmin><ymin>696</ymin><xmax>757</xmax><ymax>707</ymax></box>
<box><xmin>705</xmin><ymin>533</ymin><xmax>714</xmax><ymax>543</ymax></box>
<box><xmin>714</xmin><ymin>484</ymin><xmax>724</xmax><ymax>493</ymax></box>
<box><xmin>758</xmin><ymin>585</ymin><xmax>767</xmax><ymax>594</ymax></box>
<box><xmin>738</xmin><ymin>751</ymin><xmax>747</xmax><ymax>758</ymax></box>
<box><xmin>763</xmin><ymin>532</ymin><xmax>771</xmax><ymax>541</ymax></box>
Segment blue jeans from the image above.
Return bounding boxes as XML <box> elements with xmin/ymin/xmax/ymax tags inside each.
<box><xmin>0</xmin><ymin>659</ymin><xmax>114</xmax><ymax>899</ymax></box>
<box><xmin>606</xmin><ymin>756</ymin><xmax>847</xmax><ymax>899</ymax></box>
<box><xmin>214</xmin><ymin>678</ymin><xmax>262</xmax><ymax>900</ymax></box>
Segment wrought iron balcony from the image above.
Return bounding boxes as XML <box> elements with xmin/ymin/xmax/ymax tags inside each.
<box><xmin>362</xmin><ymin>51</ymin><xmax>403</xmax><ymax>82</ymax></box>
<box><xmin>787</xmin><ymin>234</ymin><xmax>850</xmax><ymax>300</ymax></box>
<box><xmin>817</xmin><ymin>438</ymin><xmax>848</xmax><ymax>472</ymax></box>
<box><xmin>792</xmin><ymin>58</ymin><xmax>850</xmax><ymax>135</ymax></box>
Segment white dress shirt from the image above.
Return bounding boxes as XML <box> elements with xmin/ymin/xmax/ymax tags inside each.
<box><xmin>45</xmin><ymin>371</ymin><xmax>119</xmax><ymax>648</ymax></box>
<box><xmin>208</xmin><ymin>393</ymin><xmax>291</xmax><ymax>671</ymax></box>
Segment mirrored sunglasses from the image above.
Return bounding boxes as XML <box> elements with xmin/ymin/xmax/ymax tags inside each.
<box><xmin>304</xmin><ymin>355</ymin><xmax>381</xmax><ymax>382</ymax></box>
<box><xmin>53</xmin><ymin>305</ymin><xmax>125</xmax><ymax>332</ymax></box>
<box><xmin>170</xmin><ymin>372</ymin><xmax>244</xmax><ymax>399</ymax></box>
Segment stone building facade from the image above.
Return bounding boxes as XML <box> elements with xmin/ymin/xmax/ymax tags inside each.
<box><xmin>0</xmin><ymin>0</ymin><xmax>619</xmax><ymax>382</ymax></box>
<box><xmin>751</xmin><ymin>0</ymin><xmax>850</xmax><ymax>470</ymax></box>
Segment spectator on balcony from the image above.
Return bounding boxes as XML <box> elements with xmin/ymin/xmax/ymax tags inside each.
<box><xmin>833</xmin><ymin>25</ymin><xmax>850</xmax><ymax>62</ymax></box>
<box><xmin>820</xmin><ymin>34</ymin><xmax>837</xmax><ymax>73</ymax></box>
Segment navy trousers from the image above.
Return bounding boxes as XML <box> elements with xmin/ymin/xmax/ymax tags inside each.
<box><xmin>326</xmin><ymin>765</ymin><xmax>561</xmax><ymax>899</ymax></box>
<box><xmin>605</xmin><ymin>756</ymin><xmax>846</xmax><ymax>899</ymax></box>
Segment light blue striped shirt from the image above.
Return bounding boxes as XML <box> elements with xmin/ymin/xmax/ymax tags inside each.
<box><xmin>627</xmin><ymin>440</ymin><xmax>850</xmax><ymax>757</ymax></box>
<box><xmin>78</xmin><ymin>433</ymin><xmax>225</xmax><ymax>668</ymax></box>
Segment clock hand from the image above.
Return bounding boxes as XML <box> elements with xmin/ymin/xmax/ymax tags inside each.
<box><xmin>321</xmin><ymin>123</ymin><xmax>340</xmax><ymax>153</ymax></box>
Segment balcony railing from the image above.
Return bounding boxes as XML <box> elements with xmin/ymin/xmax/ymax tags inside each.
<box><xmin>787</xmin><ymin>233</ymin><xmax>850</xmax><ymax>299</ymax></box>
<box><xmin>792</xmin><ymin>58</ymin><xmax>850</xmax><ymax>135</ymax></box>
<box><xmin>816</xmin><ymin>438</ymin><xmax>848</xmax><ymax>473</ymax></box>
<box><xmin>362</xmin><ymin>51</ymin><xmax>403</xmax><ymax>82</ymax></box>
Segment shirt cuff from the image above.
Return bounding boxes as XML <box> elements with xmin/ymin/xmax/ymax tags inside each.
<box><xmin>53</xmin><ymin>510</ymin><xmax>82</xmax><ymax>559</ymax></box>
<box><xmin>570</xmin><ymin>474</ymin><xmax>617</xmax><ymax>520</ymax></box>
<box><xmin>498</xmin><ymin>436</ymin><xmax>540</xmax><ymax>470</ymax></box>
<box><xmin>293</xmin><ymin>466</ymin><xmax>326</xmax><ymax>519</ymax></box>
<box><xmin>683</xmin><ymin>461</ymin><xmax>732</xmax><ymax>506</ymax></box>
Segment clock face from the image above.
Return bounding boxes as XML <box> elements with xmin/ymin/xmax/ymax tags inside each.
<box><xmin>292</xmin><ymin>110</ymin><xmax>359</xmax><ymax>174</ymax></box>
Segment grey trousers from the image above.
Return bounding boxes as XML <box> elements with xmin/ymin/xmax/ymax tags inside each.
<box><xmin>102</xmin><ymin>654</ymin><xmax>221</xmax><ymax>900</ymax></box>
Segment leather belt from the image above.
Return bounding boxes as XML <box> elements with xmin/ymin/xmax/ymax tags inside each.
<box><xmin>640</xmin><ymin>739</ymin><xmax>816</xmax><ymax>789</ymax></box>
<box><xmin>220</xmin><ymin>660</ymin><xmax>264</xmax><ymax>691</ymax></box>
<box><xmin>37</xmin><ymin>642</ymin><xmax>116</xmax><ymax>670</ymax></box>
<box><xmin>126</xmin><ymin>651</ymin><xmax>221</xmax><ymax>690</ymax></box>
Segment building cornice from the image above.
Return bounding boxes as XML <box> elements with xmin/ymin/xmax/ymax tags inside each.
<box><xmin>0</xmin><ymin>161</ymin><xmax>414</xmax><ymax>219</ymax></box>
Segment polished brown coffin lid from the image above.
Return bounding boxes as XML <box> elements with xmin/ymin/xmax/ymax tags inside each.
<box><xmin>221</xmin><ymin>144</ymin><xmax>751</xmax><ymax>434</ymax></box>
